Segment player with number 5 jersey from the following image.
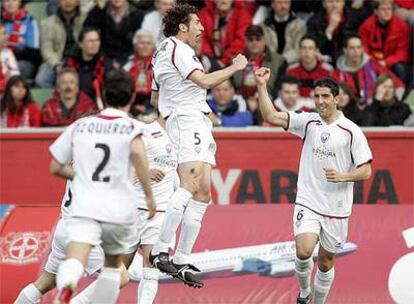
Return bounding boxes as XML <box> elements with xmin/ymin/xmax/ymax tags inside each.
<box><xmin>149</xmin><ymin>3</ymin><xmax>248</xmax><ymax>288</ymax></box>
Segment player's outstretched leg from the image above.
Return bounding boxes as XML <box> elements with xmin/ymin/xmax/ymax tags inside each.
<box><xmin>314</xmin><ymin>247</ymin><xmax>336</xmax><ymax>304</ymax></box>
<box><xmin>170</xmin><ymin>163</ymin><xmax>210</xmax><ymax>288</ymax></box>
<box><xmin>137</xmin><ymin>245</ymin><xmax>161</xmax><ymax>304</ymax></box>
<box><xmin>150</xmin><ymin>187</ymin><xmax>192</xmax><ymax>274</ymax></box>
<box><xmin>294</xmin><ymin>233</ymin><xmax>318</xmax><ymax>304</ymax></box>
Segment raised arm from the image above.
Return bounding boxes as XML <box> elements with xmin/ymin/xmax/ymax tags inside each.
<box><xmin>254</xmin><ymin>67</ymin><xmax>289</xmax><ymax>128</ymax></box>
<box><xmin>188</xmin><ymin>54</ymin><xmax>248</xmax><ymax>90</ymax></box>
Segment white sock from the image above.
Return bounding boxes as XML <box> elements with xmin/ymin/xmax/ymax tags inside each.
<box><xmin>14</xmin><ymin>283</ymin><xmax>42</xmax><ymax>304</ymax></box>
<box><xmin>137</xmin><ymin>267</ymin><xmax>159</xmax><ymax>304</ymax></box>
<box><xmin>89</xmin><ymin>267</ymin><xmax>121</xmax><ymax>304</ymax></box>
<box><xmin>70</xmin><ymin>281</ymin><xmax>97</xmax><ymax>304</ymax></box>
<box><xmin>295</xmin><ymin>256</ymin><xmax>314</xmax><ymax>298</ymax></box>
<box><xmin>173</xmin><ymin>199</ymin><xmax>208</xmax><ymax>265</ymax></box>
<box><xmin>153</xmin><ymin>187</ymin><xmax>192</xmax><ymax>254</ymax></box>
<box><xmin>56</xmin><ymin>258</ymin><xmax>84</xmax><ymax>290</ymax></box>
<box><xmin>314</xmin><ymin>267</ymin><xmax>335</xmax><ymax>304</ymax></box>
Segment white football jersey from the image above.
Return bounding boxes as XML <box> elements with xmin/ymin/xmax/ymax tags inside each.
<box><xmin>134</xmin><ymin>121</ymin><xmax>178</xmax><ymax>211</ymax></box>
<box><xmin>286</xmin><ymin>111</ymin><xmax>373</xmax><ymax>217</ymax></box>
<box><xmin>49</xmin><ymin>108</ymin><xmax>146</xmax><ymax>224</ymax></box>
<box><xmin>151</xmin><ymin>37</ymin><xmax>211</xmax><ymax>118</ymax></box>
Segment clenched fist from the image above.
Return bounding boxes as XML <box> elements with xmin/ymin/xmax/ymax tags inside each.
<box><xmin>232</xmin><ymin>54</ymin><xmax>248</xmax><ymax>71</ymax></box>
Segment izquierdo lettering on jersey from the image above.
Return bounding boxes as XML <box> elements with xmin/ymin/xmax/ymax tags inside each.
<box><xmin>74</xmin><ymin>120</ymin><xmax>135</xmax><ymax>136</ymax></box>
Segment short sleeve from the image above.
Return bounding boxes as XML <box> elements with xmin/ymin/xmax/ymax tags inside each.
<box><xmin>173</xmin><ymin>43</ymin><xmax>203</xmax><ymax>79</ymax></box>
<box><xmin>287</xmin><ymin>111</ymin><xmax>319</xmax><ymax>139</ymax></box>
<box><xmin>352</xmin><ymin>127</ymin><xmax>373</xmax><ymax>167</ymax></box>
<box><xmin>129</xmin><ymin>120</ymin><xmax>147</xmax><ymax>142</ymax></box>
<box><xmin>49</xmin><ymin>123</ymin><xmax>76</xmax><ymax>164</ymax></box>
<box><xmin>151</xmin><ymin>77</ymin><xmax>159</xmax><ymax>91</ymax></box>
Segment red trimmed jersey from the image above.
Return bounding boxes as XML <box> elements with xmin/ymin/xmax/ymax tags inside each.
<box><xmin>49</xmin><ymin>108</ymin><xmax>145</xmax><ymax>224</ymax></box>
<box><xmin>286</xmin><ymin>111</ymin><xmax>372</xmax><ymax>217</ymax></box>
<box><xmin>151</xmin><ymin>37</ymin><xmax>210</xmax><ymax>117</ymax></box>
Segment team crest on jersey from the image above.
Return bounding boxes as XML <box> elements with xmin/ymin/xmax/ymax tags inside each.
<box><xmin>165</xmin><ymin>143</ymin><xmax>173</xmax><ymax>154</ymax></box>
<box><xmin>0</xmin><ymin>231</ymin><xmax>50</xmax><ymax>265</ymax></box>
<box><xmin>321</xmin><ymin>132</ymin><xmax>330</xmax><ymax>144</ymax></box>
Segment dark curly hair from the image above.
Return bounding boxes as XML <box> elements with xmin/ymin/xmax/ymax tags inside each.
<box><xmin>163</xmin><ymin>3</ymin><xmax>199</xmax><ymax>38</ymax></box>
<box><xmin>314</xmin><ymin>77</ymin><xmax>340</xmax><ymax>97</ymax></box>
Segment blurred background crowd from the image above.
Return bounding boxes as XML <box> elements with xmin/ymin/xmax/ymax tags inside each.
<box><xmin>0</xmin><ymin>0</ymin><xmax>413</xmax><ymax>128</ymax></box>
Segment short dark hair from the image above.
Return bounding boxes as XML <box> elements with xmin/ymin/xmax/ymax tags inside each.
<box><xmin>300</xmin><ymin>35</ymin><xmax>319</xmax><ymax>49</ymax></box>
<box><xmin>78</xmin><ymin>27</ymin><xmax>100</xmax><ymax>42</ymax></box>
<box><xmin>372</xmin><ymin>0</ymin><xmax>393</xmax><ymax>10</ymax></box>
<box><xmin>278</xmin><ymin>75</ymin><xmax>301</xmax><ymax>91</ymax></box>
<box><xmin>314</xmin><ymin>77</ymin><xmax>340</xmax><ymax>97</ymax></box>
<box><xmin>104</xmin><ymin>70</ymin><xmax>134</xmax><ymax>107</ymax></box>
<box><xmin>57</xmin><ymin>67</ymin><xmax>79</xmax><ymax>85</ymax></box>
<box><xmin>343</xmin><ymin>34</ymin><xmax>361</xmax><ymax>48</ymax></box>
<box><xmin>163</xmin><ymin>3</ymin><xmax>199</xmax><ymax>37</ymax></box>
<box><xmin>245</xmin><ymin>25</ymin><xmax>264</xmax><ymax>38</ymax></box>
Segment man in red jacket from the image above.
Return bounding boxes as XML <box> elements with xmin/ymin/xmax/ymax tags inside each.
<box><xmin>41</xmin><ymin>68</ymin><xmax>96</xmax><ymax>126</ymax></box>
<box><xmin>359</xmin><ymin>0</ymin><xmax>410</xmax><ymax>84</ymax></box>
<box><xmin>199</xmin><ymin>0</ymin><xmax>251</xmax><ymax>71</ymax></box>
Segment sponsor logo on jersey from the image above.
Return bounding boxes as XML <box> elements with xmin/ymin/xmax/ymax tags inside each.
<box><xmin>0</xmin><ymin>231</ymin><xmax>50</xmax><ymax>265</ymax></box>
<box><xmin>312</xmin><ymin>146</ymin><xmax>336</xmax><ymax>160</ymax></box>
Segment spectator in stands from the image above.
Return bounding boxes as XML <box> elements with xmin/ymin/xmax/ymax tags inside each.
<box><xmin>47</xmin><ymin>0</ymin><xmax>99</xmax><ymax>16</ymax></box>
<box><xmin>1</xmin><ymin>0</ymin><xmax>40</xmax><ymax>79</ymax></box>
<box><xmin>233</xmin><ymin>25</ymin><xmax>284</xmax><ymax>100</ymax></box>
<box><xmin>65</xmin><ymin>27</ymin><xmax>112</xmax><ymax>108</ymax></box>
<box><xmin>41</xmin><ymin>68</ymin><xmax>96</xmax><ymax>126</ymax></box>
<box><xmin>0</xmin><ymin>22</ymin><xmax>20</xmax><ymax>94</ymax></box>
<box><xmin>364</xmin><ymin>74</ymin><xmax>412</xmax><ymax>126</ymax></box>
<box><xmin>207</xmin><ymin>79</ymin><xmax>253</xmax><ymax>127</ymax></box>
<box><xmin>84</xmin><ymin>0</ymin><xmax>144</xmax><ymax>67</ymax></box>
<box><xmin>394</xmin><ymin>0</ymin><xmax>414</xmax><ymax>25</ymax></box>
<box><xmin>272</xmin><ymin>75</ymin><xmax>314</xmax><ymax>111</ymax></box>
<box><xmin>123</xmin><ymin>29</ymin><xmax>156</xmax><ymax>117</ymax></box>
<box><xmin>260</xmin><ymin>0</ymin><xmax>306</xmax><ymax>65</ymax></box>
<box><xmin>0</xmin><ymin>75</ymin><xmax>41</xmax><ymax>127</ymax></box>
<box><xmin>287</xmin><ymin>35</ymin><xmax>334</xmax><ymax>98</ymax></box>
<box><xmin>199</xmin><ymin>0</ymin><xmax>252</xmax><ymax>71</ymax></box>
<box><xmin>141</xmin><ymin>0</ymin><xmax>176</xmax><ymax>47</ymax></box>
<box><xmin>246</xmin><ymin>92</ymin><xmax>265</xmax><ymax>126</ymax></box>
<box><xmin>333</xmin><ymin>34</ymin><xmax>404</xmax><ymax>108</ymax></box>
<box><xmin>36</xmin><ymin>0</ymin><xmax>87</xmax><ymax>88</ymax></box>
<box><xmin>307</xmin><ymin>0</ymin><xmax>362</xmax><ymax>63</ymax></box>
<box><xmin>337</xmin><ymin>82</ymin><xmax>365</xmax><ymax>125</ymax></box>
<box><xmin>359</xmin><ymin>0</ymin><xmax>410</xmax><ymax>84</ymax></box>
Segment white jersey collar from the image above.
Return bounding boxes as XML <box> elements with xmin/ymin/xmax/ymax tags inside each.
<box><xmin>99</xmin><ymin>108</ymin><xmax>130</xmax><ymax>119</ymax></box>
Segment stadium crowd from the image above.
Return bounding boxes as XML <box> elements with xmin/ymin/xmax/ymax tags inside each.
<box><xmin>0</xmin><ymin>0</ymin><xmax>413</xmax><ymax>128</ymax></box>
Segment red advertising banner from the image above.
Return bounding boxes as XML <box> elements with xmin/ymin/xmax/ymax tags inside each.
<box><xmin>0</xmin><ymin>205</ymin><xmax>413</xmax><ymax>303</ymax></box>
<box><xmin>0</xmin><ymin>130</ymin><xmax>413</xmax><ymax>205</ymax></box>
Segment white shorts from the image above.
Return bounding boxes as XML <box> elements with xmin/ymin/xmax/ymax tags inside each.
<box><xmin>166</xmin><ymin>110</ymin><xmax>216</xmax><ymax>166</ymax></box>
<box><xmin>125</xmin><ymin>209</ymin><xmax>176</xmax><ymax>254</ymax></box>
<box><xmin>66</xmin><ymin>217</ymin><xmax>138</xmax><ymax>255</ymax></box>
<box><xmin>293</xmin><ymin>205</ymin><xmax>349</xmax><ymax>254</ymax></box>
<box><xmin>44</xmin><ymin>219</ymin><xmax>104</xmax><ymax>275</ymax></box>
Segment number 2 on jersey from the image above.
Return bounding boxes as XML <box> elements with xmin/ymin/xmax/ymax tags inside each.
<box><xmin>92</xmin><ymin>143</ymin><xmax>111</xmax><ymax>182</ymax></box>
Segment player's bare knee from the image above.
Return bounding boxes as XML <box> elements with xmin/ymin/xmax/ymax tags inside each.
<box><xmin>296</xmin><ymin>245</ymin><xmax>313</xmax><ymax>260</ymax></box>
<box><xmin>318</xmin><ymin>252</ymin><xmax>335</xmax><ymax>272</ymax></box>
<box><xmin>193</xmin><ymin>191</ymin><xmax>210</xmax><ymax>203</ymax></box>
